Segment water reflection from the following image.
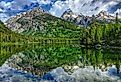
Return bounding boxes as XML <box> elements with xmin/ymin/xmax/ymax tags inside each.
<box><xmin>0</xmin><ymin>44</ymin><xmax>40</xmax><ymax>66</ymax></box>
<box><xmin>0</xmin><ymin>44</ymin><xmax>121</xmax><ymax>81</ymax></box>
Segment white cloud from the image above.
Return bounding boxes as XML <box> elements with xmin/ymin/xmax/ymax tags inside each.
<box><xmin>49</xmin><ymin>1</ymin><xmax>69</xmax><ymax>17</ymax></box>
<box><xmin>49</xmin><ymin>0</ymin><xmax>120</xmax><ymax>17</ymax></box>
<box><xmin>0</xmin><ymin>8</ymin><xmax>3</xmax><ymax>12</ymax></box>
<box><xmin>0</xmin><ymin>0</ymin><xmax>121</xmax><ymax>22</ymax></box>
<box><xmin>0</xmin><ymin>0</ymin><xmax>32</xmax><ymax>22</ymax></box>
<box><xmin>0</xmin><ymin>1</ymin><xmax>13</xmax><ymax>9</ymax></box>
<box><xmin>113</xmin><ymin>9</ymin><xmax>121</xmax><ymax>18</ymax></box>
<box><xmin>30</xmin><ymin>0</ymin><xmax>38</xmax><ymax>3</ymax></box>
<box><xmin>37</xmin><ymin>0</ymin><xmax>51</xmax><ymax>5</ymax></box>
<box><xmin>0</xmin><ymin>13</ymin><xmax>9</xmax><ymax>22</ymax></box>
<box><xmin>67</xmin><ymin>0</ymin><xmax>118</xmax><ymax>16</ymax></box>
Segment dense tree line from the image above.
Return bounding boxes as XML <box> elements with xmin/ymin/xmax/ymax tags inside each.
<box><xmin>0</xmin><ymin>21</ymin><xmax>32</xmax><ymax>43</ymax></box>
<box><xmin>81</xmin><ymin>13</ymin><xmax>121</xmax><ymax>46</ymax></box>
<box><xmin>0</xmin><ymin>20</ymin><xmax>80</xmax><ymax>44</ymax></box>
<box><xmin>1</xmin><ymin>13</ymin><xmax>121</xmax><ymax>46</ymax></box>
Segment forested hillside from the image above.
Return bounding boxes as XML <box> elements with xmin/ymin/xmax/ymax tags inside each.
<box><xmin>0</xmin><ymin>20</ymin><xmax>31</xmax><ymax>43</ymax></box>
<box><xmin>1</xmin><ymin>7</ymin><xmax>121</xmax><ymax>47</ymax></box>
<box><xmin>6</xmin><ymin>8</ymin><xmax>83</xmax><ymax>38</ymax></box>
<box><xmin>81</xmin><ymin>15</ymin><xmax>121</xmax><ymax>46</ymax></box>
<box><xmin>0</xmin><ymin>20</ymin><xmax>80</xmax><ymax>44</ymax></box>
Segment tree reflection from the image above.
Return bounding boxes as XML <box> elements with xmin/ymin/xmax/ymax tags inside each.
<box><xmin>1</xmin><ymin>44</ymin><xmax>121</xmax><ymax>76</ymax></box>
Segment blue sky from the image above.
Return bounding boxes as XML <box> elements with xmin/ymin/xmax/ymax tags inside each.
<box><xmin>0</xmin><ymin>0</ymin><xmax>121</xmax><ymax>22</ymax></box>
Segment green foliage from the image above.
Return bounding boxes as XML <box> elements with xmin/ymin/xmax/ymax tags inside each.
<box><xmin>17</xmin><ymin>13</ymin><xmax>83</xmax><ymax>38</ymax></box>
<box><xmin>0</xmin><ymin>44</ymin><xmax>36</xmax><ymax>66</ymax></box>
<box><xmin>82</xmin><ymin>20</ymin><xmax>121</xmax><ymax>46</ymax></box>
<box><xmin>3</xmin><ymin>44</ymin><xmax>121</xmax><ymax>76</ymax></box>
<box><xmin>1</xmin><ymin>12</ymin><xmax>121</xmax><ymax>46</ymax></box>
<box><xmin>0</xmin><ymin>21</ymin><xmax>80</xmax><ymax>44</ymax></box>
<box><xmin>0</xmin><ymin>21</ymin><xmax>33</xmax><ymax>43</ymax></box>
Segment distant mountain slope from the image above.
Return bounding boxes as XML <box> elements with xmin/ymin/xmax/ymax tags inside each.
<box><xmin>4</xmin><ymin>7</ymin><xmax>121</xmax><ymax>46</ymax></box>
<box><xmin>61</xmin><ymin>9</ymin><xmax>118</xmax><ymax>27</ymax></box>
<box><xmin>1</xmin><ymin>20</ymin><xmax>80</xmax><ymax>44</ymax></box>
<box><xmin>0</xmin><ymin>20</ymin><xmax>33</xmax><ymax>43</ymax></box>
<box><xmin>6</xmin><ymin>7</ymin><xmax>83</xmax><ymax>38</ymax></box>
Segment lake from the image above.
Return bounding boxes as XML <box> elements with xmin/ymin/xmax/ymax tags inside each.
<box><xmin>0</xmin><ymin>43</ymin><xmax>121</xmax><ymax>82</ymax></box>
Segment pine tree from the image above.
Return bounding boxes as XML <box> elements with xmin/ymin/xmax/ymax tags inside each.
<box><xmin>116</xmin><ymin>13</ymin><xmax>119</xmax><ymax>23</ymax></box>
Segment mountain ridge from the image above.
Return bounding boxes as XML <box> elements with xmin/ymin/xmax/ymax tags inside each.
<box><xmin>2</xmin><ymin>7</ymin><xmax>121</xmax><ymax>46</ymax></box>
<box><xmin>6</xmin><ymin>7</ymin><xmax>82</xmax><ymax>38</ymax></box>
<box><xmin>61</xmin><ymin>9</ymin><xmax>119</xmax><ymax>27</ymax></box>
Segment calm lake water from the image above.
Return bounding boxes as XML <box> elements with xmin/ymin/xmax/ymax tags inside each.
<box><xmin>0</xmin><ymin>44</ymin><xmax>121</xmax><ymax>82</ymax></box>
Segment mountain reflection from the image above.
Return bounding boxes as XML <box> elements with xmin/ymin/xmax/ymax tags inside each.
<box><xmin>0</xmin><ymin>44</ymin><xmax>121</xmax><ymax>77</ymax></box>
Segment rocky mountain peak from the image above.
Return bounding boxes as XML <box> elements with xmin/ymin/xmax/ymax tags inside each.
<box><xmin>61</xmin><ymin>9</ymin><xmax>92</xmax><ymax>27</ymax></box>
<box><xmin>61</xmin><ymin>9</ymin><xmax>117</xmax><ymax>27</ymax></box>
<box><xmin>6</xmin><ymin>7</ymin><xmax>46</xmax><ymax>33</ymax></box>
<box><xmin>98</xmin><ymin>11</ymin><xmax>107</xmax><ymax>16</ymax></box>
<box><xmin>96</xmin><ymin>11</ymin><xmax>115</xmax><ymax>20</ymax></box>
<box><xmin>61</xmin><ymin>8</ymin><xmax>77</xmax><ymax>20</ymax></box>
<box><xmin>5</xmin><ymin>7</ymin><xmax>80</xmax><ymax>38</ymax></box>
<box><xmin>6</xmin><ymin>7</ymin><xmax>45</xmax><ymax>23</ymax></box>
